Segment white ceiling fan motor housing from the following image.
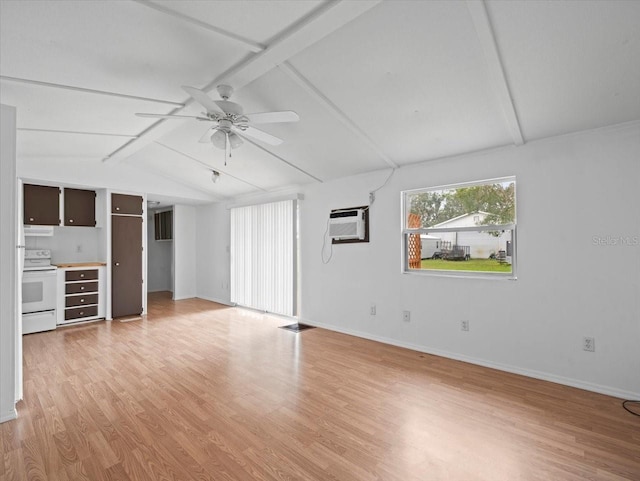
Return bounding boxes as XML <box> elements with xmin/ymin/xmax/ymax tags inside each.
<box><xmin>215</xmin><ymin>85</ymin><xmax>244</xmax><ymax>116</ymax></box>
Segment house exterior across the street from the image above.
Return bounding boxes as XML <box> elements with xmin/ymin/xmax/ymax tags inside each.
<box><xmin>424</xmin><ymin>211</ymin><xmax>511</xmax><ymax>259</ymax></box>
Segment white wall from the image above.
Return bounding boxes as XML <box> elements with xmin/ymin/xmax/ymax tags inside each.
<box><xmin>195</xmin><ymin>203</ymin><xmax>231</xmax><ymax>304</ymax></box>
<box><xmin>147</xmin><ymin>210</ymin><xmax>173</xmax><ymax>293</ymax></box>
<box><xmin>1</xmin><ymin>104</ymin><xmax>17</xmax><ymax>423</ymax></box>
<box><xmin>173</xmin><ymin>204</ymin><xmax>197</xmax><ymax>300</ymax></box>
<box><xmin>195</xmin><ymin>122</ymin><xmax>640</xmax><ymax>399</ymax></box>
<box><xmin>25</xmin><ymin>226</ymin><xmax>101</xmax><ymax>263</ymax></box>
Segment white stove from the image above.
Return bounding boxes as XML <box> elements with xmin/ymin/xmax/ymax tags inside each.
<box><xmin>23</xmin><ymin>249</ymin><xmax>57</xmax><ymax>334</ymax></box>
<box><xmin>24</xmin><ymin>249</ymin><xmax>57</xmax><ymax>271</ymax></box>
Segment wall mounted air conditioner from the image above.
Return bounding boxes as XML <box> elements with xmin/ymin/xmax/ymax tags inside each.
<box><xmin>329</xmin><ymin>209</ymin><xmax>365</xmax><ymax>240</ymax></box>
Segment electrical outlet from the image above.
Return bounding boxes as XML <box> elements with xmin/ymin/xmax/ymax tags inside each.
<box><xmin>76</xmin><ymin>244</ymin><xmax>82</xmax><ymax>253</ymax></box>
<box><xmin>402</xmin><ymin>310</ymin><xmax>411</xmax><ymax>322</ymax></box>
<box><xmin>583</xmin><ymin>337</ymin><xmax>595</xmax><ymax>352</ymax></box>
<box><xmin>370</xmin><ymin>304</ymin><xmax>376</xmax><ymax>316</ymax></box>
<box><xmin>461</xmin><ymin>320</ymin><xmax>469</xmax><ymax>331</ymax></box>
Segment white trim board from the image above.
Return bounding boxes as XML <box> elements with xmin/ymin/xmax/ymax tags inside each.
<box><xmin>299</xmin><ymin>318</ymin><xmax>640</xmax><ymax>401</ymax></box>
<box><xmin>195</xmin><ymin>295</ymin><xmax>234</xmax><ymax>307</ymax></box>
<box><xmin>1</xmin><ymin>409</ymin><xmax>17</xmax><ymax>424</ymax></box>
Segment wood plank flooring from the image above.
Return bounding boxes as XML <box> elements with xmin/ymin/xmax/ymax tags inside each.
<box><xmin>2</xmin><ymin>291</ymin><xmax>639</xmax><ymax>480</ymax></box>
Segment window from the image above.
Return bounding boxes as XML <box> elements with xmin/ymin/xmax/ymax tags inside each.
<box><xmin>402</xmin><ymin>177</ymin><xmax>516</xmax><ymax>277</ymax></box>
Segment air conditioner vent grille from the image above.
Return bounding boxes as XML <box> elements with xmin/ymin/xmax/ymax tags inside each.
<box><xmin>329</xmin><ymin>222</ymin><xmax>358</xmax><ymax>237</ymax></box>
<box><xmin>328</xmin><ymin>208</ymin><xmax>365</xmax><ymax>240</ymax></box>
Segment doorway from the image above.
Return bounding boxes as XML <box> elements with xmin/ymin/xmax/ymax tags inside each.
<box><xmin>230</xmin><ymin>199</ymin><xmax>297</xmax><ymax>316</ymax></box>
<box><xmin>147</xmin><ymin>207</ymin><xmax>173</xmax><ymax>296</ymax></box>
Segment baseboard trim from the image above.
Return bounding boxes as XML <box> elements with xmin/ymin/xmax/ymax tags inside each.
<box><xmin>300</xmin><ymin>319</ymin><xmax>640</xmax><ymax>401</ymax></box>
<box><xmin>172</xmin><ymin>294</ymin><xmax>196</xmax><ymax>301</ymax></box>
<box><xmin>196</xmin><ymin>295</ymin><xmax>234</xmax><ymax>307</ymax></box>
<box><xmin>0</xmin><ymin>408</ymin><xmax>17</xmax><ymax>424</ymax></box>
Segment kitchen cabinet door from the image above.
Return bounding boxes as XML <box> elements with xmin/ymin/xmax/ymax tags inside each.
<box><xmin>24</xmin><ymin>184</ymin><xmax>60</xmax><ymax>225</ymax></box>
<box><xmin>111</xmin><ymin>193</ymin><xmax>143</xmax><ymax>215</ymax></box>
<box><xmin>64</xmin><ymin>188</ymin><xmax>96</xmax><ymax>226</ymax></box>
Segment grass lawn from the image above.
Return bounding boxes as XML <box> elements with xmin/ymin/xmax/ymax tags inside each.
<box><xmin>420</xmin><ymin>258</ymin><xmax>512</xmax><ymax>272</ymax></box>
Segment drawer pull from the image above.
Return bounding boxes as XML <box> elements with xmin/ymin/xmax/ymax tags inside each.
<box><xmin>69</xmin><ymin>219</ymin><xmax>74</xmax><ymax>223</ymax></box>
<box><xmin>80</xmin><ymin>274</ymin><xmax>85</xmax><ymax>278</ymax></box>
<box><xmin>80</xmin><ymin>286</ymin><xmax>85</xmax><ymax>290</ymax></box>
<box><xmin>80</xmin><ymin>299</ymin><xmax>85</xmax><ymax>303</ymax></box>
<box><xmin>116</xmin><ymin>207</ymin><xmax>120</xmax><ymax>211</ymax></box>
<box><xmin>79</xmin><ymin>311</ymin><xmax>84</xmax><ymax>315</ymax></box>
<box><xmin>29</xmin><ymin>217</ymin><xmax>34</xmax><ymax>222</ymax></box>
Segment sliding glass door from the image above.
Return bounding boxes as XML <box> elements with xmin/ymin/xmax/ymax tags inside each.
<box><xmin>230</xmin><ymin>199</ymin><xmax>297</xmax><ymax>316</ymax></box>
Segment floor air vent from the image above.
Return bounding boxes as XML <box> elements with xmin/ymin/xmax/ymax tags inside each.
<box><xmin>279</xmin><ymin>323</ymin><xmax>316</xmax><ymax>333</ymax></box>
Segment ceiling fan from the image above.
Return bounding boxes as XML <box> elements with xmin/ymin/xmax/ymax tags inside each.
<box><xmin>136</xmin><ymin>85</ymin><xmax>299</xmax><ymax>163</ymax></box>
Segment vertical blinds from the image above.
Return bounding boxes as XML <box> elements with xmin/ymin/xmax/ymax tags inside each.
<box><xmin>230</xmin><ymin>199</ymin><xmax>296</xmax><ymax>316</ymax></box>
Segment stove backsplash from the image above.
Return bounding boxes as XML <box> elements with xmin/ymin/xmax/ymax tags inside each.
<box><xmin>25</xmin><ymin>226</ymin><xmax>101</xmax><ymax>263</ymax></box>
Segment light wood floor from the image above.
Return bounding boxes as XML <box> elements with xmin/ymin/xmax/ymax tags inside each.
<box><xmin>2</xmin><ymin>292</ymin><xmax>639</xmax><ymax>481</ymax></box>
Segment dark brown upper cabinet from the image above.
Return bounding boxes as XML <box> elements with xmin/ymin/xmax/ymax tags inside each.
<box><xmin>64</xmin><ymin>188</ymin><xmax>96</xmax><ymax>226</ymax></box>
<box><xmin>24</xmin><ymin>184</ymin><xmax>60</xmax><ymax>225</ymax></box>
<box><xmin>112</xmin><ymin>193</ymin><xmax>143</xmax><ymax>215</ymax></box>
<box><xmin>154</xmin><ymin>210</ymin><xmax>173</xmax><ymax>240</ymax></box>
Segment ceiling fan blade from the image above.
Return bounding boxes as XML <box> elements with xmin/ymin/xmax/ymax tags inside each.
<box><xmin>136</xmin><ymin>113</ymin><xmax>209</xmax><ymax>120</ymax></box>
<box><xmin>244</xmin><ymin>111</ymin><xmax>299</xmax><ymax>124</ymax></box>
<box><xmin>238</xmin><ymin>126</ymin><xmax>283</xmax><ymax>146</ymax></box>
<box><xmin>198</xmin><ymin>126</ymin><xmax>217</xmax><ymax>143</ymax></box>
<box><xmin>182</xmin><ymin>86</ymin><xmax>224</xmax><ymax>114</ymax></box>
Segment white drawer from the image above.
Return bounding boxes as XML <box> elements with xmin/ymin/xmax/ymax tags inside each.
<box><xmin>23</xmin><ymin>310</ymin><xmax>56</xmax><ymax>335</ymax></box>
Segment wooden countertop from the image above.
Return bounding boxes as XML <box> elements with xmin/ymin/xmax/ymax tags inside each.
<box><xmin>53</xmin><ymin>262</ymin><xmax>107</xmax><ymax>268</ymax></box>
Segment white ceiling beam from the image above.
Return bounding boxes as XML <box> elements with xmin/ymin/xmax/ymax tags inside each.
<box><xmin>17</xmin><ymin>128</ymin><xmax>137</xmax><ymax>138</ymax></box>
<box><xmin>218</xmin><ymin>0</ymin><xmax>383</xmax><ymax>90</ymax></box>
<box><xmin>132</xmin><ymin>0</ymin><xmax>265</xmax><ymax>53</ymax></box>
<box><xmin>239</xmin><ymin>136</ymin><xmax>323</xmax><ymax>183</ymax></box>
<box><xmin>127</xmin><ymin>158</ymin><xmax>225</xmax><ymax>201</ymax></box>
<box><xmin>278</xmin><ymin>62</ymin><xmax>398</xmax><ymax>169</ymax></box>
<box><xmin>154</xmin><ymin>141</ymin><xmax>268</xmax><ymax>192</ymax></box>
<box><xmin>466</xmin><ymin>0</ymin><xmax>524</xmax><ymax>146</ymax></box>
<box><xmin>104</xmin><ymin>0</ymin><xmax>383</xmax><ymax>163</ymax></box>
<box><xmin>0</xmin><ymin>75</ymin><xmax>183</xmax><ymax>106</ymax></box>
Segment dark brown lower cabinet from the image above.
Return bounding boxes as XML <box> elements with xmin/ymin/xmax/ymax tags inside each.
<box><xmin>65</xmin><ymin>305</ymin><xmax>98</xmax><ymax>321</ymax></box>
<box><xmin>112</xmin><ymin>215</ymin><xmax>143</xmax><ymax>318</ymax></box>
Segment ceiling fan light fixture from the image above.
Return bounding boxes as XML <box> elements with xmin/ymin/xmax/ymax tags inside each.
<box><xmin>210</xmin><ymin>129</ymin><xmax>227</xmax><ymax>149</ymax></box>
<box><xmin>228</xmin><ymin>132</ymin><xmax>243</xmax><ymax>149</ymax></box>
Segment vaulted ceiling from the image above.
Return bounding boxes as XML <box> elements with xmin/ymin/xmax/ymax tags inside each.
<box><xmin>1</xmin><ymin>0</ymin><xmax>639</xmax><ymax>204</ymax></box>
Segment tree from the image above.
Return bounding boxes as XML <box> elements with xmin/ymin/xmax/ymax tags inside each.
<box><xmin>409</xmin><ymin>182</ymin><xmax>514</xmax><ymax>227</ymax></box>
<box><xmin>408</xmin><ymin>191</ymin><xmax>447</xmax><ymax>227</ymax></box>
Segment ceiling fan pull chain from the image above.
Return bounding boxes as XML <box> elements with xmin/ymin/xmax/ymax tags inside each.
<box><xmin>225</xmin><ymin>132</ymin><xmax>229</xmax><ymax>165</ymax></box>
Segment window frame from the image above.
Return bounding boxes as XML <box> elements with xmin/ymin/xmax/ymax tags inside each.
<box><xmin>401</xmin><ymin>176</ymin><xmax>517</xmax><ymax>279</ymax></box>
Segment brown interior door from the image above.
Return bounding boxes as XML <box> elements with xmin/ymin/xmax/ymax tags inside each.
<box><xmin>112</xmin><ymin>215</ymin><xmax>143</xmax><ymax>318</ymax></box>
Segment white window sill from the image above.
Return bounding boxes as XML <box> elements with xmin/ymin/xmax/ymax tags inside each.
<box><xmin>404</xmin><ymin>269</ymin><xmax>517</xmax><ymax>281</ymax></box>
